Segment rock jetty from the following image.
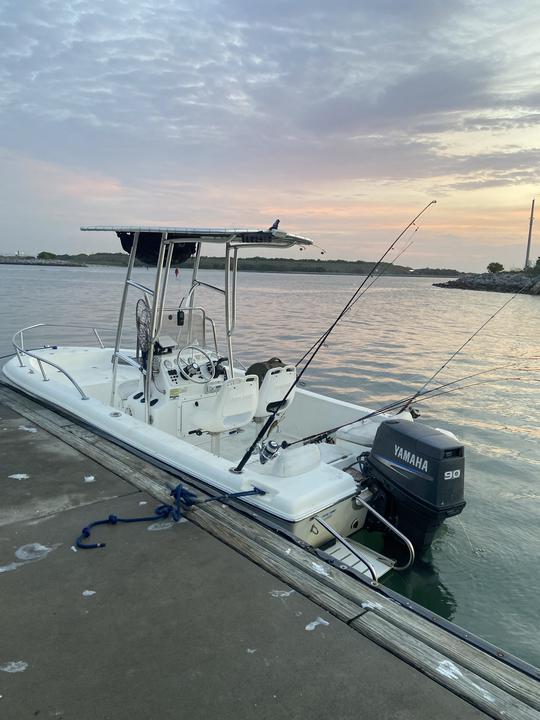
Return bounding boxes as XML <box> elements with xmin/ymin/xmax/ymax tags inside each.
<box><xmin>434</xmin><ymin>272</ymin><xmax>540</xmax><ymax>295</ymax></box>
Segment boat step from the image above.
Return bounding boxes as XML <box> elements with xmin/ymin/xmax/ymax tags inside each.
<box><xmin>324</xmin><ymin>539</ymin><xmax>394</xmax><ymax>580</ymax></box>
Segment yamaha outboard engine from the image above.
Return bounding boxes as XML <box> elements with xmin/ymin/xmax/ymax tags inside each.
<box><xmin>363</xmin><ymin>419</ymin><xmax>466</xmax><ymax>553</ymax></box>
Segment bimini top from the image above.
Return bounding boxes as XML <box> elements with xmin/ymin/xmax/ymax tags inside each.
<box><xmin>81</xmin><ymin>224</ymin><xmax>313</xmax><ymax>266</ymax></box>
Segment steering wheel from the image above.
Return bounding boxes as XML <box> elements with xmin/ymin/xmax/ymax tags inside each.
<box><xmin>176</xmin><ymin>345</ymin><xmax>216</xmax><ymax>384</ymax></box>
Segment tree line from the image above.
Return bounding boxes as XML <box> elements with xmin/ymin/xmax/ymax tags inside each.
<box><xmin>487</xmin><ymin>258</ymin><xmax>540</xmax><ymax>274</ymax></box>
<box><xmin>34</xmin><ymin>251</ymin><xmax>462</xmax><ymax>276</ymax></box>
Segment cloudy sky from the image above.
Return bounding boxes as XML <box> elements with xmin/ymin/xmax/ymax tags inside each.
<box><xmin>1</xmin><ymin>0</ymin><xmax>539</xmax><ymax>270</ymax></box>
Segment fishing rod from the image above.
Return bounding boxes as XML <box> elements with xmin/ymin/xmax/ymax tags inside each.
<box><xmin>232</xmin><ymin>200</ymin><xmax>437</xmax><ymax>473</ymax></box>
<box><xmin>296</xmin><ymin>225</ymin><xmax>421</xmax><ymax>366</ymax></box>
<box><xmin>398</xmin><ymin>276</ymin><xmax>540</xmax><ymax>413</ymax></box>
<box><xmin>281</xmin><ymin>359</ymin><xmax>540</xmax><ymax>449</ymax></box>
<box><xmin>341</xmin><ymin>232</ymin><xmax>417</xmax><ymax>321</ymax></box>
<box><xmin>410</xmin><ymin>375</ymin><xmax>540</xmax><ymax>404</ymax></box>
<box><xmin>297</xmin><ymin>233</ymin><xmax>418</xmax><ymax>361</ymax></box>
<box><xmin>338</xmin><ymin>229</ymin><xmax>418</xmax><ymax>323</ymax></box>
<box><xmin>0</xmin><ymin>348</ymin><xmax>42</xmax><ymax>361</ymax></box>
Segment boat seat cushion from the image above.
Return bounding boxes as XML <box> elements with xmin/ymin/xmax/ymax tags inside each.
<box><xmin>254</xmin><ymin>365</ymin><xmax>296</xmax><ymax>419</ymax></box>
<box><xmin>194</xmin><ymin>375</ymin><xmax>259</xmax><ymax>433</ymax></box>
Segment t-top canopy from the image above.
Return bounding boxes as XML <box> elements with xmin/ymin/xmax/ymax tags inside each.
<box><xmin>81</xmin><ymin>225</ymin><xmax>313</xmax><ymax>266</ymax></box>
<box><xmin>81</xmin><ymin>225</ymin><xmax>312</xmax><ymax>246</ymax></box>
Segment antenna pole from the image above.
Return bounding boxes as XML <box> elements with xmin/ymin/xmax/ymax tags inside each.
<box><xmin>525</xmin><ymin>198</ymin><xmax>535</xmax><ymax>268</ymax></box>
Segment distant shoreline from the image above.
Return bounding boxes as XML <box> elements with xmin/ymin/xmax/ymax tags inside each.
<box><xmin>0</xmin><ymin>259</ymin><xmax>459</xmax><ymax>277</ymax></box>
<box><xmin>1</xmin><ymin>253</ymin><xmax>462</xmax><ymax>277</ymax></box>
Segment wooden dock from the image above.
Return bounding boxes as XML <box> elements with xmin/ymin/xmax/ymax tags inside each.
<box><xmin>0</xmin><ymin>383</ymin><xmax>538</xmax><ymax>720</ymax></box>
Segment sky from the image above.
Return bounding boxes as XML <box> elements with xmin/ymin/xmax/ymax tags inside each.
<box><xmin>0</xmin><ymin>0</ymin><xmax>539</xmax><ymax>271</ymax></box>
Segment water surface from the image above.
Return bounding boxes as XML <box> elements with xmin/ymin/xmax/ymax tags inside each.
<box><xmin>1</xmin><ymin>264</ymin><xmax>539</xmax><ymax>666</ymax></box>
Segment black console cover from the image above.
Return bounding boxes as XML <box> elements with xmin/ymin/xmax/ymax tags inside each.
<box><xmin>118</xmin><ymin>231</ymin><xmax>196</xmax><ymax>266</ymax></box>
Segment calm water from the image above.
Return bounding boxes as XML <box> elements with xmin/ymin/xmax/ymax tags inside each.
<box><xmin>1</xmin><ymin>264</ymin><xmax>539</xmax><ymax>667</ymax></box>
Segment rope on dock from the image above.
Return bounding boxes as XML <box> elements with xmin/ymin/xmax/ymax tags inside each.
<box><xmin>75</xmin><ymin>484</ymin><xmax>265</xmax><ymax>549</ymax></box>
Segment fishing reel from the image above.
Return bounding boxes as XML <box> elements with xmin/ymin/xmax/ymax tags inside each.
<box><xmin>259</xmin><ymin>439</ymin><xmax>280</xmax><ymax>465</ymax></box>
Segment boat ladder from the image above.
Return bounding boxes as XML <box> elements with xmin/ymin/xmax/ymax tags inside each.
<box><xmin>315</xmin><ymin>502</ymin><xmax>415</xmax><ymax>585</ymax></box>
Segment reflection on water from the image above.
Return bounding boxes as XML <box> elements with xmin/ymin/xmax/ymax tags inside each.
<box><xmin>0</xmin><ymin>264</ymin><xmax>539</xmax><ymax>667</ymax></box>
<box><xmin>354</xmin><ymin>528</ymin><xmax>458</xmax><ymax>621</ymax></box>
<box><xmin>386</xmin><ymin>557</ymin><xmax>458</xmax><ymax>622</ymax></box>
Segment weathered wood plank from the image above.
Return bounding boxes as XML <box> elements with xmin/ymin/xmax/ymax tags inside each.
<box><xmin>137</xmin><ymin>480</ymin><xmax>540</xmax><ymax>709</ymax></box>
<box><xmin>183</xmin><ymin>503</ymin><xmax>366</xmax><ymax>623</ymax></box>
<box><xmin>354</xmin><ymin>595</ymin><xmax>540</xmax><ymax>710</ymax></box>
<box><xmin>198</xmin><ymin>507</ymin><xmax>540</xmax><ymax>710</ymax></box>
<box><xmin>0</xmin><ymin>385</ymin><xmax>365</xmax><ymax>622</ymax></box>
<box><xmin>352</xmin><ymin>613</ymin><xmax>540</xmax><ymax>720</ymax></box>
<box><xmin>0</xmin><ymin>388</ymin><xmax>167</xmax><ymax>500</ymax></box>
<box><xmin>2</xmin><ymin>383</ymin><xmax>538</xmax><ymax>714</ymax></box>
<box><xmin>45</xmin><ymin>417</ymin><xmax>540</xmax><ymax>707</ymax></box>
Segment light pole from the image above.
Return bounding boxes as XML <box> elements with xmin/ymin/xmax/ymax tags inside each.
<box><xmin>525</xmin><ymin>198</ymin><xmax>535</xmax><ymax>268</ymax></box>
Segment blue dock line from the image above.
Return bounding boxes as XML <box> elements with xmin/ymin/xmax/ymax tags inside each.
<box><xmin>76</xmin><ymin>484</ymin><xmax>265</xmax><ymax>549</ymax></box>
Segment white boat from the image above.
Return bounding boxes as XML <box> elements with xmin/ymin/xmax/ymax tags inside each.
<box><xmin>3</xmin><ymin>224</ymin><xmax>466</xmax><ymax>581</ymax></box>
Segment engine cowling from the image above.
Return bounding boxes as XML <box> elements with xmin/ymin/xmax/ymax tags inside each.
<box><xmin>365</xmin><ymin>419</ymin><xmax>466</xmax><ymax>552</ymax></box>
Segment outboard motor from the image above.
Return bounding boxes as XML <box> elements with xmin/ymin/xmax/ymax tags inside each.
<box><xmin>364</xmin><ymin>419</ymin><xmax>466</xmax><ymax>553</ymax></box>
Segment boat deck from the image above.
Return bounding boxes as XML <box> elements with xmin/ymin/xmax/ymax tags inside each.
<box><xmin>17</xmin><ymin>347</ymin><xmax>301</xmax><ymax>460</ymax></box>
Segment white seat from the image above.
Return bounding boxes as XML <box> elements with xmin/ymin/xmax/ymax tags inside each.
<box><xmin>255</xmin><ymin>365</ymin><xmax>296</xmax><ymax>420</ymax></box>
<box><xmin>196</xmin><ymin>375</ymin><xmax>259</xmax><ymax>433</ymax></box>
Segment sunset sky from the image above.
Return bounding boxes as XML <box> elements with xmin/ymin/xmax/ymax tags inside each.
<box><xmin>1</xmin><ymin>0</ymin><xmax>539</xmax><ymax>271</ymax></box>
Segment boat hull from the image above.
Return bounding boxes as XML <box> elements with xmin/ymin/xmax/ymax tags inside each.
<box><xmin>2</xmin><ymin>348</ymin><xmax>372</xmax><ymax>546</ymax></box>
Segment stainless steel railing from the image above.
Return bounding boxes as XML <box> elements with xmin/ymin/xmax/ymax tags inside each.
<box><xmin>353</xmin><ymin>495</ymin><xmax>415</xmax><ymax>570</ymax></box>
<box><xmin>314</xmin><ymin>515</ymin><xmax>379</xmax><ymax>585</ymax></box>
<box><xmin>314</xmin><ymin>495</ymin><xmax>416</xmax><ymax>585</ymax></box>
<box><xmin>11</xmin><ymin>323</ymin><xmax>116</xmax><ymax>401</ymax></box>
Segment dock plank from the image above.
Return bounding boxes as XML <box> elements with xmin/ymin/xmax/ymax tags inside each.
<box><xmin>182</xmin><ymin>504</ymin><xmax>366</xmax><ymax>623</ymax></box>
<box><xmin>352</xmin><ymin>613</ymin><xmax>540</xmax><ymax>720</ymax></box>
<box><xmin>1</xmin><ymin>382</ymin><xmax>538</xmax><ymax>718</ymax></box>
